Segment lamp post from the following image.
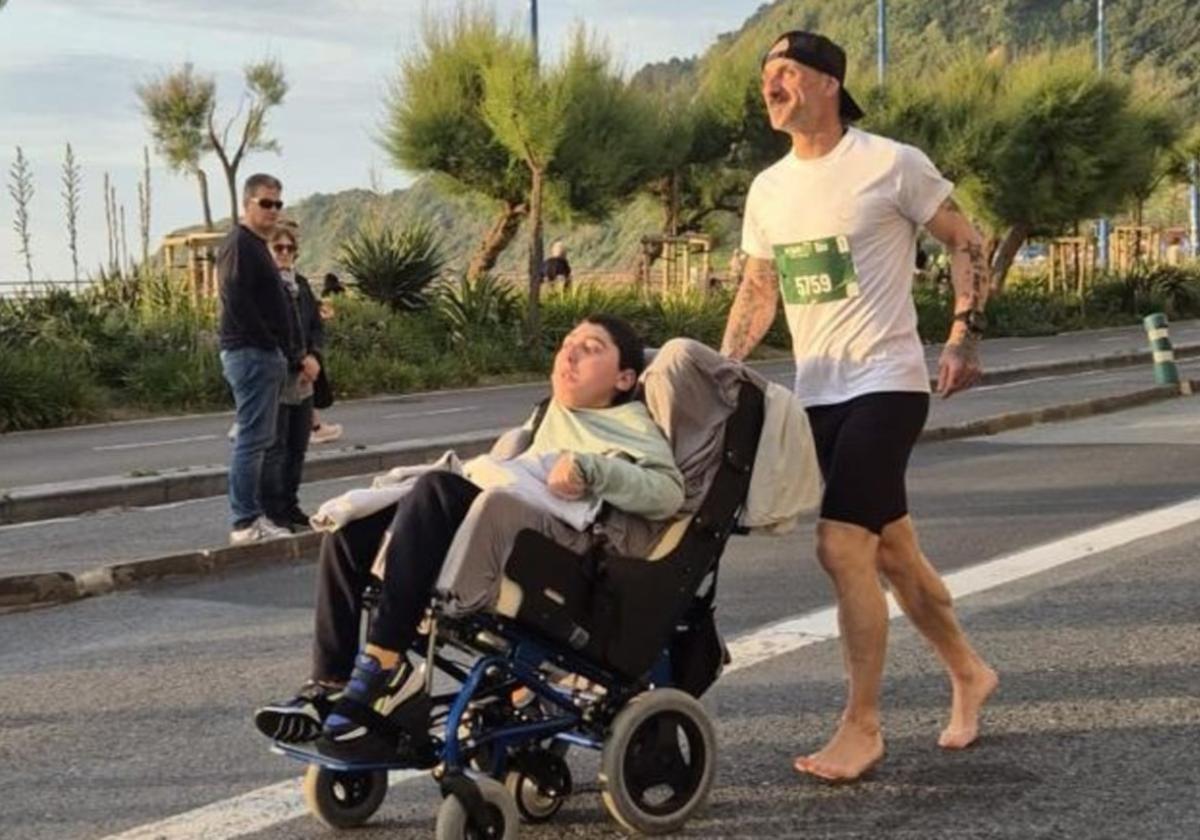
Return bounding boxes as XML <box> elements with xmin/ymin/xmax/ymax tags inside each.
<box><xmin>1096</xmin><ymin>0</ymin><xmax>1110</xmax><ymax>269</ymax></box>
<box><xmin>1190</xmin><ymin>159</ymin><xmax>1200</xmax><ymax>259</ymax></box>
<box><xmin>877</xmin><ymin>0</ymin><xmax>887</xmax><ymax>85</ymax></box>
<box><xmin>528</xmin><ymin>0</ymin><xmax>539</xmax><ymax>66</ymax></box>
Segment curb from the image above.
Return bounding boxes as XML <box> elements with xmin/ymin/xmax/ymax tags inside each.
<box><xmin>2</xmin><ymin>379</ymin><xmax>1194</xmax><ymax>614</ymax></box>
<box><xmin>3</xmin><ymin>344</ymin><xmax>1198</xmax><ymax>528</ymax></box>
<box><xmin>0</xmin><ymin>532</ymin><xmax>324</xmax><ymax>611</ymax></box>
<box><xmin>0</xmin><ymin>430</ymin><xmax>502</xmax><ymax>527</ymax></box>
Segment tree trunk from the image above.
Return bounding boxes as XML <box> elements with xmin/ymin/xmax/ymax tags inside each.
<box><xmin>195</xmin><ymin>168</ymin><xmax>214</xmax><ymax>231</ymax></box>
<box><xmin>989</xmin><ymin>223</ymin><xmax>1031</xmax><ymax>294</ymax></box>
<box><xmin>467</xmin><ymin>201</ymin><xmax>526</xmax><ymax>281</ymax></box>
<box><xmin>224</xmin><ymin>164</ymin><xmax>239</xmax><ymax>226</ymax></box>
<box><xmin>664</xmin><ymin>172</ymin><xmax>681</xmax><ymax>237</ymax></box>
<box><xmin>526</xmin><ymin>167</ymin><xmax>545</xmax><ymax>351</ymax></box>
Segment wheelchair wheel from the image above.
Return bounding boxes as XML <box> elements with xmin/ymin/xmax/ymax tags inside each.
<box><xmin>505</xmin><ymin>749</ymin><xmax>572</xmax><ymax>823</ymax></box>
<box><xmin>599</xmin><ymin>688</ymin><xmax>716</xmax><ymax>836</ymax></box>
<box><xmin>302</xmin><ymin>764</ymin><xmax>388</xmax><ymax>829</ymax></box>
<box><xmin>435</xmin><ymin>776</ymin><xmax>518</xmax><ymax>840</ymax></box>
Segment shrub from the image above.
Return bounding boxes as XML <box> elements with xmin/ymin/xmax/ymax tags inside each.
<box><xmin>0</xmin><ymin>347</ymin><xmax>100</xmax><ymax>432</ymax></box>
<box><xmin>641</xmin><ymin>288</ymin><xmax>732</xmax><ymax>348</ymax></box>
<box><xmin>338</xmin><ymin>221</ymin><xmax>445</xmax><ymax>312</ymax></box>
<box><xmin>434</xmin><ymin>274</ymin><xmax>521</xmax><ymax>348</ymax></box>
<box><xmin>121</xmin><ymin>348</ymin><xmax>228</xmax><ymax>410</ymax></box>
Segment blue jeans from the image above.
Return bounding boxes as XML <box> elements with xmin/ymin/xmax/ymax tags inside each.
<box><xmin>221</xmin><ymin>347</ymin><xmax>287</xmax><ymax>527</ymax></box>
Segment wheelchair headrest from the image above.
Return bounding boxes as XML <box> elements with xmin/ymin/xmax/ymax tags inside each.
<box><xmin>636</xmin><ymin>339</ymin><xmax>766</xmax><ymax>510</ymax></box>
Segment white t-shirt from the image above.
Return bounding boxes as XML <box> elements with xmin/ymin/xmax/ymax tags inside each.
<box><xmin>741</xmin><ymin>127</ymin><xmax>952</xmax><ymax>407</ymax></box>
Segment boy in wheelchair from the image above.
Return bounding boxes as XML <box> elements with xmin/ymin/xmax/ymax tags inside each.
<box><xmin>254</xmin><ymin>315</ymin><xmax>686</xmax><ymax>764</ymax></box>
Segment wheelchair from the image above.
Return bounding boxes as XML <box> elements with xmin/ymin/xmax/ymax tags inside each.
<box><xmin>271</xmin><ymin>374</ymin><xmax>765</xmax><ymax>838</ymax></box>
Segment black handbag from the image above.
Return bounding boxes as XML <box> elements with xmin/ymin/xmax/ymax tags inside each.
<box><xmin>312</xmin><ymin>351</ymin><xmax>334</xmax><ymax>409</ymax></box>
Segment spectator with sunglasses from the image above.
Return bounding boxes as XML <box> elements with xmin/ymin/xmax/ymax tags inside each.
<box><xmin>260</xmin><ymin>223</ymin><xmax>324</xmax><ymax>532</ymax></box>
<box><xmin>217</xmin><ymin>173</ymin><xmax>301</xmax><ymax>544</ymax></box>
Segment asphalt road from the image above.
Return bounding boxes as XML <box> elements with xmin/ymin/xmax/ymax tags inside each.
<box><xmin>1</xmin><ymin>398</ymin><xmax>1198</xmax><ymax>839</ymax></box>
<box><xmin>2</xmin><ymin>357</ymin><xmax>1197</xmax><ymax>580</ymax></box>
<box><xmin>2</xmin><ymin>321</ymin><xmax>1197</xmax><ymax>492</ymax></box>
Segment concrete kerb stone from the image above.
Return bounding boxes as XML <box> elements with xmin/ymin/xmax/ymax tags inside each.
<box><xmin>920</xmin><ymin>383</ymin><xmax>1189</xmax><ymax>442</ymax></box>
<box><xmin>0</xmin><ymin>571</ymin><xmax>82</xmax><ymax>610</ymax></box>
<box><xmin>0</xmin><ymin>532</ymin><xmax>326</xmax><ymax>612</ymax></box>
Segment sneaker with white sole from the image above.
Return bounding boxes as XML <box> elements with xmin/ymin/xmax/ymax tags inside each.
<box><xmin>309</xmin><ymin>422</ymin><xmax>343</xmax><ymax>444</ymax></box>
<box><xmin>316</xmin><ymin>653</ymin><xmax>435</xmax><ymax>765</ymax></box>
<box><xmin>254</xmin><ymin>681</ymin><xmax>342</xmax><ymax>743</ymax></box>
<box><xmin>229</xmin><ymin>516</ymin><xmax>291</xmax><ymax>545</ymax></box>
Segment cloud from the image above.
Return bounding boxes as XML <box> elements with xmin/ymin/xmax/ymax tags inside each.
<box><xmin>40</xmin><ymin>0</ymin><xmax>422</xmax><ymax>49</ymax></box>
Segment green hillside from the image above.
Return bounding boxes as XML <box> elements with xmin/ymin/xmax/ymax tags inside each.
<box><xmin>263</xmin><ymin>0</ymin><xmax>1200</xmax><ymax>281</ymax></box>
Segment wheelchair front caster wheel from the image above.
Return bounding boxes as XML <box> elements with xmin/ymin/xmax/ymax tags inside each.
<box><xmin>436</xmin><ymin>776</ymin><xmax>518</xmax><ymax>839</ymax></box>
<box><xmin>505</xmin><ymin>749</ymin><xmax>572</xmax><ymax>823</ymax></box>
<box><xmin>302</xmin><ymin>764</ymin><xmax>387</xmax><ymax>829</ymax></box>
<box><xmin>599</xmin><ymin>688</ymin><xmax>716</xmax><ymax>835</ymax></box>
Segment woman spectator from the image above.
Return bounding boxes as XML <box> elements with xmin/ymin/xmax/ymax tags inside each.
<box><xmin>261</xmin><ymin>224</ymin><xmax>324</xmax><ymax>531</ymax></box>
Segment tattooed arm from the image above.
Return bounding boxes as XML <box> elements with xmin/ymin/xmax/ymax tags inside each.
<box><xmin>924</xmin><ymin>196</ymin><xmax>988</xmax><ymax>397</ymax></box>
<box><xmin>720</xmin><ymin>256</ymin><xmax>780</xmax><ymax>360</ymax></box>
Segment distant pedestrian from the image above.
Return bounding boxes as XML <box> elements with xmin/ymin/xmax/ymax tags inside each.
<box><xmin>261</xmin><ymin>224</ymin><xmax>324</xmax><ymax>532</ymax></box>
<box><xmin>541</xmin><ymin>240</ymin><xmax>572</xmax><ymax>288</ymax></box>
<box><xmin>310</xmin><ymin>273</ymin><xmax>344</xmax><ymax>445</ymax></box>
<box><xmin>218</xmin><ymin>173</ymin><xmax>294</xmax><ymax>545</ymax></box>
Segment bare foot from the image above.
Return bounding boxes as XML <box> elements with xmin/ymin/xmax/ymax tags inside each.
<box><xmin>939</xmin><ymin>664</ymin><xmax>999</xmax><ymax>749</ymax></box>
<box><xmin>793</xmin><ymin>720</ymin><xmax>885</xmax><ymax>783</ymax></box>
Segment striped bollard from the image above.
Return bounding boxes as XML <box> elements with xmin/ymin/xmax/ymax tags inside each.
<box><xmin>1143</xmin><ymin>313</ymin><xmax>1180</xmax><ymax>386</ymax></box>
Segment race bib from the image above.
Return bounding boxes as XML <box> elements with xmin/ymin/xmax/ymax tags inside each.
<box><xmin>773</xmin><ymin>236</ymin><xmax>860</xmax><ymax>305</ymax></box>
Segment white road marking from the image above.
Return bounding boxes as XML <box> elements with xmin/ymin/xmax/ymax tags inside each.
<box><xmin>382</xmin><ymin>406</ymin><xmax>478</xmax><ymax>420</ymax></box>
<box><xmin>92</xmin><ymin>435</ymin><xmax>218</xmax><ymax>452</ymax></box>
<box><xmin>1099</xmin><ymin>336</ymin><xmax>1130</xmax><ymax>343</ymax></box>
<box><xmin>97</xmin><ymin>494</ymin><xmax>1200</xmax><ymax>840</ymax></box>
<box><xmin>969</xmin><ymin>368</ymin><xmax>1107</xmax><ymax>393</ymax></box>
<box><xmin>1010</xmin><ymin>344</ymin><xmax>1047</xmax><ymax>353</ymax></box>
<box><xmin>0</xmin><ymin>515</ymin><xmax>80</xmax><ymax>533</ymax></box>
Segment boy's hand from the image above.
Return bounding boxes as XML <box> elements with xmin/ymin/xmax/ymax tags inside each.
<box><xmin>547</xmin><ymin>452</ymin><xmax>587</xmax><ymax>500</ymax></box>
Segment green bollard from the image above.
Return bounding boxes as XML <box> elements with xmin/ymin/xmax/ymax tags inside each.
<box><xmin>1143</xmin><ymin>313</ymin><xmax>1180</xmax><ymax>385</ymax></box>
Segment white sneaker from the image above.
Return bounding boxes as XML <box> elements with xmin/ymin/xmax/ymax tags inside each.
<box><xmin>230</xmin><ymin>516</ymin><xmax>291</xmax><ymax>545</ymax></box>
<box><xmin>309</xmin><ymin>422</ymin><xmax>343</xmax><ymax>444</ymax></box>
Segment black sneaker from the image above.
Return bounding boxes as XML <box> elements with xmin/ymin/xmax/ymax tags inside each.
<box><xmin>316</xmin><ymin>653</ymin><xmax>435</xmax><ymax>766</ymax></box>
<box><xmin>267</xmin><ymin>508</ymin><xmax>312</xmax><ymax>533</ymax></box>
<box><xmin>254</xmin><ymin>681</ymin><xmax>341</xmax><ymax>743</ymax></box>
<box><xmin>283</xmin><ymin>507</ymin><xmax>312</xmax><ymax>532</ymax></box>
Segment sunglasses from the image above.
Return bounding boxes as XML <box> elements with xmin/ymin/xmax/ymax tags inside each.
<box><xmin>256</xmin><ymin>198</ymin><xmax>284</xmax><ymax>210</ymax></box>
<box><xmin>272</xmin><ymin>244</ymin><xmax>297</xmax><ymax>254</ymax></box>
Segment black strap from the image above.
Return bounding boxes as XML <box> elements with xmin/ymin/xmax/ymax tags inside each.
<box><xmin>529</xmin><ymin>396</ymin><xmax>552</xmax><ymax>439</ymax></box>
<box><xmin>327</xmin><ymin>698</ymin><xmax>407</xmax><ymax>744</ymax></box>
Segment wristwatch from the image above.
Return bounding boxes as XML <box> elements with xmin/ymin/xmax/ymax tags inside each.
<box><xmin>953</xmin><ymin>309</ymin><xmax>987</xmax><ymax>338</ymax></box>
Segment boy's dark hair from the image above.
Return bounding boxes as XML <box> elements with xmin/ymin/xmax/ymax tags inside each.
<box><xmin>584</xmin><ymin>313</ymin><xmax>645</xmax><ymax>403</ymax></box>
<box><xmin>243</xmin><ymin>173</ymin><xmax>282</xmax><ymax>200</ymax></box>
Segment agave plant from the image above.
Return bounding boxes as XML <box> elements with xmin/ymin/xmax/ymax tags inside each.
<box><xmin>338</xmin><ymin>221</ymin><xmax>445</xmax><ymax>312</ymax></box>
<box><xmin>434</xmin><ymin>273</ymin><xmax>521</xmax><ymax>347</ymax></box>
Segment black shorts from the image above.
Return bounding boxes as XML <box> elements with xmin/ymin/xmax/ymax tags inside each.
<box><xmin>805</xmin><ymin>391</ymin><xmax>929</xmax><ymax>535</ymax></box>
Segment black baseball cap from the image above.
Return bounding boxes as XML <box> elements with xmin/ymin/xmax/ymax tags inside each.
<box><xmin>762</xmin><ymin>30</ymin><xmax>865</xmax><ymax>122</ymax></box>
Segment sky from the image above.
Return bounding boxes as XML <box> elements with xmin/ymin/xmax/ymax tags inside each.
<box><xmin>0</xmin><ymin>0</ymin><xmax>764</xmax><ymax>285</ymax></box>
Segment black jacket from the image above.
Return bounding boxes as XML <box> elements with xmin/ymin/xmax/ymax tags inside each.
<box><xmin>217</xmin><ymin>225</ymin><xmax>294</xmax><ymax>356</ymax></box>
<box><xmin>288</xmin><ymin>273</ymin><xmax>324</xmax><ymax>358</ymax></box>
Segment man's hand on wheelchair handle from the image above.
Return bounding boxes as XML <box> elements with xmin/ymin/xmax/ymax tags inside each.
<box><xmin>547</xmin><ymin>452</ymin><xmax>587</xmax><ymax>500</ymax></box>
